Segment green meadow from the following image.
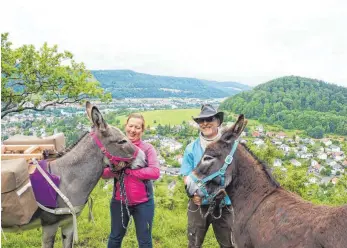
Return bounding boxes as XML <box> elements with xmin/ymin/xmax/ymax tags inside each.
<box><xmin>111</xmin><ymin>108</ymin><xmax>305</xmax><ymax>139</ymax></box>
<box><xmin>114</xmin><ymin>108</ymin><xmax>200</xmax><ymax>127</ymax></box>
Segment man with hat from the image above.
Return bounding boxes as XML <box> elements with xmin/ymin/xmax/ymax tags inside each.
<box><xmin>180</xmin><ymin>104</ymin><xmax>234</xmax><ymax>248</ymax></box>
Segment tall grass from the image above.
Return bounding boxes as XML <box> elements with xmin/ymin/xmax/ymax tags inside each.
<box><xmin>2</xmin><ymin>177</ymin><xmax>219</xmax><ymax>248</ymax></box>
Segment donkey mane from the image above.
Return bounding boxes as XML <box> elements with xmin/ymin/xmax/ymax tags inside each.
<box><xmin>55</xmin><ymin>125</ymin><xmax>123</xmax><ymax>159</ymax></box>
<box><xmin>52</xmin><ymin>130</ymin><xmax>90</xmax><ymax>159</ymax></box>
<box><xmin>239</xmin><ymin>143</ymin><xmax>280</xmax><ymax>188</ymax></box>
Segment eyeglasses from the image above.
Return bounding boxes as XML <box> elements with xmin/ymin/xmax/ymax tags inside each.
<box><xmin>196</xmin><ymin>116</ymin><xmax>216</xmax><ymax>124</ymax></box>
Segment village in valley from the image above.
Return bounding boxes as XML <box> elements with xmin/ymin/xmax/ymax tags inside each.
<box><xmin>1</xmin><ymin>98</ymin><xmax>346</xmax><ymax>186</ymax></box>
<box><xmin>146</xmin><ymin>121</ymin><xmax>347</xmax><ymax>185</ymax></box>
<box><xmin>1</xmin><ymin>98</ymin><xmax>223</xmax><ymax>138</ymax></box>
<box><xmin>247</xmin><ymin>125</ymin><xmax>346</xmax><ymax>185</ymax></box>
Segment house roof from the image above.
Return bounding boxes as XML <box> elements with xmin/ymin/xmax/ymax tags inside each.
<box><xmin>314</xmin><ymin>164</ymin><xmax>321</xmax><ymax>169</ymax></box>
<box><xmin>332</xmin><ymin>152</ymin><xmax>344</xmax><ymax>156</ymax></box>
<box><xmin>331</xmin><ymin>177</ymin><xmax>339</xmax><ymax>184</ymax></box>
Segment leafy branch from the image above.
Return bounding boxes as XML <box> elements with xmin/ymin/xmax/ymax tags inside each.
<box><xmin>1</xmin><ymin>33</ymin><xmax>111</xmax><ymax>118</ymax></box>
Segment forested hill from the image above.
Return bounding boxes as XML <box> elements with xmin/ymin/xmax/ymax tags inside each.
<box><xmin>91</xmin><ymin>70</ymin><xmax>251</xmax><ymax>98</ymax></box>
<box><xmin>220</xmin><ymin>76</ymin><xmax>347</xmax><ymax>137</ymax></box>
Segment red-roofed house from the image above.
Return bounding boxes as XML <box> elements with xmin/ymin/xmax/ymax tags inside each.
<box><xmin>331</xmin><ymin>177</ymin><xmax>339</xmax><ymax>185</ymax></box>
<box><xmin>276</xmin><ymin>132</ymin><xmax>287</xmax><ymax>139</ymax></box>
<box><xmin>266</xmin><ymin>132</ymin><xmax>276</xmax><ymax>137</ymax></box>
<box><xmin>313</xmin><ymin>164</ymin><xmax>322</xmax><ymax>173</ymax></box>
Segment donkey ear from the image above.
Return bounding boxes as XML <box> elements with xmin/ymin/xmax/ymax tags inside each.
<box><xmin>222</xmin><ymin>114</ymin><xmax>248</xmax><ymax>142</ymax></box>
<box><xmin>231</xmin><ymin>114</ymin><xmax>247</xmax><ymax>137</ymax></box>
<box><xmin>86</xmin><ymin>101</ymin><xmax>93</xmax><ymax>122</ymax></box>
<box><xmin>91</xmin><ymin>106</ymin><xmax>108</xmax><ymax>132</ymax></box>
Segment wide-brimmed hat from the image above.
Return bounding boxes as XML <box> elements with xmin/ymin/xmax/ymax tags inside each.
<box><xmin>192</xmin><ymin>104</ymin><xmax>224</xmax><ymax>126</ymax></box>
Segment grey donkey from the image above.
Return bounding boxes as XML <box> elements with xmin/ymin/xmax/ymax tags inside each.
<box><xmin>2</xmin><ymin>101</ymin><xmax>147</xmax><ymax>248</ymax></box>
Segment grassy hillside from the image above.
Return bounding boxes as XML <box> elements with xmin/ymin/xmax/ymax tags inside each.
<box><xmin>2</xmin><ymin>178</ymin><xmax>219</xmax><ymax>248</ymax></box>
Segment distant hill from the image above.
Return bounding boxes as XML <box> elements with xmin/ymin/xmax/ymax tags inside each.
<box><xmin>220</xmin><ymin>76</ymin><xmax>347</xmax><ymax>137</ymax></box>
<box><xmin>202</xmin><ymin>80</ymin><xmax>251</xmax><ymax>95</ymax></box>
<box><xmin>91</xmin><ymin>70</ymin><xmax>251</xmax><ymax>98</ymax></box>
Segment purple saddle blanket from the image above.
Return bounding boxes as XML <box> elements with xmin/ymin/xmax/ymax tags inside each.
<box><xmin>29</xmin><ymin>160</ymin><xmax>60</xmax><ymax>208</ymax></box>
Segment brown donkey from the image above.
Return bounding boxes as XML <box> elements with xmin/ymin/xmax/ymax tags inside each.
<box><xmin>186</xmin><ymin>114</ymin><xmax>347</xmax><ymax>248</ymax></box>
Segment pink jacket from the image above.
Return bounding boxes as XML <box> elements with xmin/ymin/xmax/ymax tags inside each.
<box><xmin>102</xmin><ymin>140</ymin><xmax>160</xmax><ymax>205</ymax></box>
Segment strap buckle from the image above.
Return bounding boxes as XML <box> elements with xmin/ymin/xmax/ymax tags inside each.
<box><xmin>225</xmin><ymin>155</ymin><xmax>233</xmax><ymax>164</ymax></box>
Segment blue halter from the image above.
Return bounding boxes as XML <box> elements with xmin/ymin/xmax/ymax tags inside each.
<box><xmin>189</xmin><ymin>139</ymin><xmax>239</xmax><ymax>205</ymax></box>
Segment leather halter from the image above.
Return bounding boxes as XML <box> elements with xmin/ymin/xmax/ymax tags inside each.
<box><xmin>90</xmin><ymin>132</ymin><xmax>139</xmax><ymax>166</ymax></box>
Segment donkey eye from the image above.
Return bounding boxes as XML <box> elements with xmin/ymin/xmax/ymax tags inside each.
<box><xmin>203</xmin><ymin>155</ymin><xmax>214</xmax><ymax>162</ymax></box>
<box><xmin>117</xmin><ymin>139</ymin><xmax>127</xmax><ymax>145</ymax></box>
<box><xmin>212</xmin><ymin>177</ymin><xmax>221</xmax><ymax>185</ymax></box>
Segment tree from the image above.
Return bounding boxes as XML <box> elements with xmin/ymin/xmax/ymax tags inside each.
<box><xmin>320</xmin><ymin>168</ymin><xmax>332</xmax><ymax>177</ymax></box>
<box><xmin>273</xmin><ymin>165</ymin><xmax>309</xmax><ymax>196</ymax></box>
<box><xmin>1</xmin><ymin>33</ymin><xmax>111</xmax><ymax>118</ymax></box>
<box><xmin>248</xmin><ymin>139</ymin><xmax>284</xmax><ymax>166</ymax></box>
<box><xmin>307</xmin><ymin>125</ymin><xmax>324</xmax><ymax>139</ymax></box>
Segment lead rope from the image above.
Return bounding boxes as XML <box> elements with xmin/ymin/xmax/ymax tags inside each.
<box><xmin>199</xmin><ymin>200</ymin><xmax>227</xmax><ymax>219</ymax></box>
<box><xmin>187</xmin><ymin>202</ymin><xmax>200</xmax><ymax>213</ymax></box>
<box><xmin>210</xmin><ymin>199</ymin><xmax>228</xmax><ymax>219</ymax></box>
<box><xmin>119</xmin><ymin>170</ymin><xmax>132</xmax><ymax>230</ymax></box>
<box><xmin>88</xmin><ymin>197</ymin><xmax>95</xmax><ymax>223</ymax></box>
<box><xmin>210</xmin><ymin>206</ymin><xmax>223</xmax><ymax>219</ymax></box>
<box><xmin>200</xmin><ymin>206</ymin><xmax>211</xmax><ymax>219</ymax></box>
<box><xmin>1</xmin><ymin>226</ymin><xmax>6</xmax><ymax>241</ymax></box>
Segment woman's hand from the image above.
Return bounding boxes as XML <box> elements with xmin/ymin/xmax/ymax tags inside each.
<box><xmin>110</xmin><ymin>161</ymin><xmax>128</xmax><ymax>173</ymax></box>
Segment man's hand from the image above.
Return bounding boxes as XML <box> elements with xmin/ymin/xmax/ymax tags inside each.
<box><xmin>183</xmin><ymin>176</ymin><xmax>188</xmax><ymax>185</ymax></box>
<box><xmin>193</xmin><ymin>193</ymin><xmax>202</xmax><ymax>206</ymax></box>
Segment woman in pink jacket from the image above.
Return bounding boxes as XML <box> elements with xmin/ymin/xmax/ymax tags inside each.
<box><xmin>102</xmin><ymin>113</ymin><xmax>160</xmax><ymax>248</ymax></box>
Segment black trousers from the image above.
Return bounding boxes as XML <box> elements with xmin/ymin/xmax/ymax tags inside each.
<box><xmin>187</xmin><ymin>200</ymin><xmax>234</xmax><ymax>248</ymax></box>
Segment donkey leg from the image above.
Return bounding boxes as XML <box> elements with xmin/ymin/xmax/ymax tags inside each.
<box><xmin>61</xmin><ymin>222</ymin><xmax>74</xmax><ymax>248</ymax></box>
<box><xmin>42</xmin><ymin>223</ymin><xmax>60</xmax><ymax>248</ymax></box>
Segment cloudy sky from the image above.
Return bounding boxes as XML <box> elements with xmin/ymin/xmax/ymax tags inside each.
<box><xmin>1</xmin><ymin>0</ymin><xmax>346</xmax><ymax>87</ymax></box>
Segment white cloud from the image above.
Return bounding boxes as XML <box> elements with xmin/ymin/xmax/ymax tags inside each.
<box><xmin>1</xmin><ymin>0</ymin><xmax>346</xmax><ymax>87</ymax></box>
